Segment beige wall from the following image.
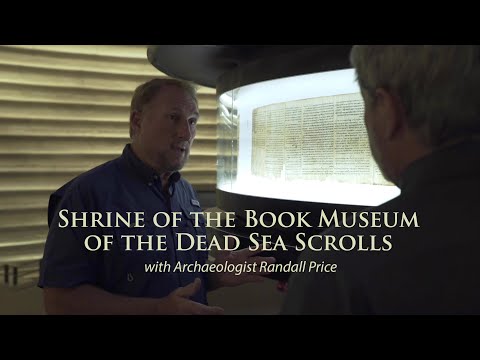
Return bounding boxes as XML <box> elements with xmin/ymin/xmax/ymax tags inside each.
<box><xmin>0</xmin><ymin>45</ymin><xmax>217</xmax><ymax>276</ymax></box>
<box><xmin>0</xmin><ymin>45</ymin><xmax>285</xmax><ymax>315</ymax></box>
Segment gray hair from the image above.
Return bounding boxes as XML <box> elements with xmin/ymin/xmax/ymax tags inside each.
<box><xmin>350</xmin><ymin>45</ymin><xmax>480</xmax><ymax>147</ymax></box>
<box><xmin>129</xmin><ymin>78</ymin><xmax>198</xmax><ymax>138</ymax></box>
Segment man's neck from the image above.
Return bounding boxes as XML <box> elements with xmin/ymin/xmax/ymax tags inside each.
<box><xmin>388</xmin><ymin>132</ymin><xmax>433</xmax><ymax>186</ymax></box>
<box><xmin>130</xmin><ymin>142</ymin><xmax>173</xmax><ymax>191</ymax></box>
<box><xmin>160</xmin><ymin>173</ymin><xmax>173</xmax><ymax>192</ymax></box>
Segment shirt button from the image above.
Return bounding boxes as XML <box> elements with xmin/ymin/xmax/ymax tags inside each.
<box><xmin>148</xmin><ymin>182</ymin><xmax>153</xmax><ymax>187</ymax></box>
<box><xmin>154</xmin><ymin>175</ymin><xmax>159</xmax><ymax>180</ymax></box>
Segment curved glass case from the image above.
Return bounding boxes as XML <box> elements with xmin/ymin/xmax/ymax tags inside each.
<box><xmin>148</xmin><ymin>45</ymin><xmax>403</xmax><ymax>281</ymax></box>
<box><xmin>217</xmin><ymin>68</ymin><xmax>400</xmax><ymax>208</ymax></box>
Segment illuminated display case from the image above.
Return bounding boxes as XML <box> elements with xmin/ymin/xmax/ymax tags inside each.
<box><xmin>148</xmin><ymin>46</ymin><xmax>401</xmax><ymax>280</ymax></box>
<box><xmin>217</xmin><ymin>68</ymin><xmax>400</xmax><ymax>208</ymax></box>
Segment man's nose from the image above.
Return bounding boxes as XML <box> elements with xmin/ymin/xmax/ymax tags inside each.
<box><xmin>177</xmin><ymin>119</ymin><xmax>192</xmax><ymax>140</ymax></box>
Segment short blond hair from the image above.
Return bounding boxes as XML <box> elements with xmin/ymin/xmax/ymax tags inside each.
<box><xmin>129</xmin><ymin>78</ymin><xmax>198</xmax><ymax>138</ymax></box>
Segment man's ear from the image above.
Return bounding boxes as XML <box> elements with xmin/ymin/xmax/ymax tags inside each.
<box><xmin>130</xmin><ymin>111</ymin><xmax>142</xmax><ymax>137</ymax></box>
<box><xmin>375</xmin><ymin>88</ymin><xmax>406</xmax><ymax>140</ymax></box>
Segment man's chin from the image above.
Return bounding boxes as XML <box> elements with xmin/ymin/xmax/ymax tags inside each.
<box><xmin>169</xmin><ymin>159</ymin><xmax>188</xmax><ymax>172</ymax></box>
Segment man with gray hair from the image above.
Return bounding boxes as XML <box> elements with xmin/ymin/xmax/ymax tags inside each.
<box><xmin>281</xmin><ymin>45</ymin><xmax>480</xmax><ymax>314</ymax></box>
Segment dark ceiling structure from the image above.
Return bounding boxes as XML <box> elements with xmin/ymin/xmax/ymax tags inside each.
<box><xmin>147</xmin><ymin>45</ymin><xmax>353</xmax><ymax>88</ymax></box>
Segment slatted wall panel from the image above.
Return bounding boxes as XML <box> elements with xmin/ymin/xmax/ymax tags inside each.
<box><xmin>0</xmin><ymin>45</ymin><xmax>217</xmax><ymax>274</ymax></box>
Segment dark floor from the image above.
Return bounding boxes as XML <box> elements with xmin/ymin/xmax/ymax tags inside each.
<box><xmin>0</xmin><ymin>279</ymin><xmax>285</xmax><ymax>315</ymax></box>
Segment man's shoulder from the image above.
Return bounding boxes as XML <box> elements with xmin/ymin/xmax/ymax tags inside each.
<box><xmin>57</xmin><ymin>157</ymin><xmax>121</xmax><ymax>196</ymax></box>
<box><xmin>320</xmin><ymin>193</ymin><xmax>406</xmax><ymax>231</ymax></box>
<box><xmin>48</xmin><ymin>157</ymin><xmax>121</xmax><ymax>222</ymax></box>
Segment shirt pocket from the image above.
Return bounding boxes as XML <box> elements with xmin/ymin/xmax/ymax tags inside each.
<box><xmin>178</xmin><ymin>203</ymin><xmax>206</xmax><ymax>236</ymax></box>
<box><xmin>101</xmin><ymin>224</ymin><xmax>174</xmax><ymax>297</ymax></box>
<box><xmin>109</xmin><ymin>225</ymin><xmax>171</xmax><ymax>273</ymax></box>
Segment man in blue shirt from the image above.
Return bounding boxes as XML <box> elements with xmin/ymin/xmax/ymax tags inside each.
<box><xmin>39</xmin><ymin>78</ymin><xmax>273</xmax><ymax>315</ymax></box>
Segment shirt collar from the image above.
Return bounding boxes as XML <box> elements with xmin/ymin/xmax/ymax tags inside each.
<box><xmin>120</xmin><ymin>144</ymin><xmax>181</xmax><ymax>186</ymax></box>
<box><xmin>398</xmin><ymin>139</ymin><xmax>480</xmax><ymax>193</ymax></box>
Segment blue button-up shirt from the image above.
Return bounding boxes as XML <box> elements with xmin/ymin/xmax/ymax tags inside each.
<box><xmin>39</xmin><ymin>144</ymin><xmax>209</xmax><ymax>304</ymax></box>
